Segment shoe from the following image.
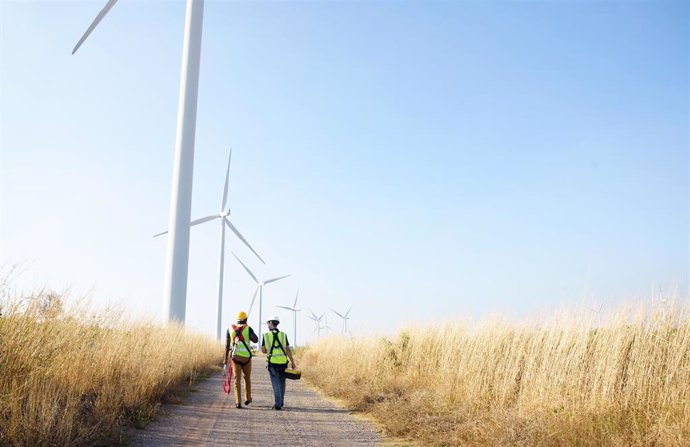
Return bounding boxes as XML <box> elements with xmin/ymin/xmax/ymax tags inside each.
<box><xmin>272</xmin><ymin>406</ymin><xmax>282</xmax><ymax>411</ymax></box>
<box><xmin>235</xmin><ymin>403</ymin><xmax>242</xmax><ymax>409</ymax></box>
<box><xmin>244</xmin><ymin>398</ymin><xmax>252</xmax><ymax>405</ymax></box>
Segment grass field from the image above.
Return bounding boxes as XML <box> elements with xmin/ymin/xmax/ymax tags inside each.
<box><xmin>0</xmin><ymin>292</ymin><xmax>220</xmax><ymax>447</ymax></box>
<box><xmin>298</xmin><ymin>300</ymin><xmax>690</xmax><ymax>447</ymax></box>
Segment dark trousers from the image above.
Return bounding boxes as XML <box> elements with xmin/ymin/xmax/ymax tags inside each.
<box><xmin>268</xmin><ymin>364</ymin><xmax>287</xmax><ymax>408</ymax></box>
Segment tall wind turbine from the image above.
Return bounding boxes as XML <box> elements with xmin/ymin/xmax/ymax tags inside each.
<box><xmin>330</xmin><ymin>306</ymin><xmax>352</xmax><ymax>336</ymax></box>
<box><xmin>231</xmin><ymin>252</ymin><xmax>289</xmax><ymax>347</ymax></box>
<box><xmin>72</xmin><ymin>0</ymin><xmax>205</xmax><ymax>323</ymax></box>
<box><xmin>154</xmin><ymin>150</ymin><xmax>265</xmax><ymax>340</ymax></box>
<box><xmin>276</xmin><ymin>289</ymin><xmax>301</xmax><ymax>347</ymax></box>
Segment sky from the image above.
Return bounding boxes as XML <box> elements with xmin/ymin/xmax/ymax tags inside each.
<box><xmin>1</xmin><ymin>0</ymin><xmax>688</xmax><ymax>344</ymax></box>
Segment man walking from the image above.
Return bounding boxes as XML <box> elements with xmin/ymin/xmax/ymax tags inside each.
<box><xmin>261</xmin><ymin>315</ymin><xmax>296</xmax><ymax>410</ymax></box>
<box><xmin>224</xmin><ymin>311</ymin><xmax>258</xmax><ymax>409</ymax></box>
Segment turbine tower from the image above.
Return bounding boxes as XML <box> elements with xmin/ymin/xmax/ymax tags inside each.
<box><xmin>72</xmin><ymin>0</ymin><xmax>205</xmax><ymax>323</ymax></box>
<box><xmin>154</xmin><ymin>150</ymin><xmax>265</xmax><ymax>340</ymax></box>
<box><xmin>330</xmin><ymin>306</ymin><xmax>352</xmax><ymax>336</ymax></box>
<box><xmin>231</xmin><ymin>252</ymin><xmax>289</xmax><ymax>347</ymax></box>
<box><xmin>276</xmin><ymin>289</ymin><xmax>301</xmax><ymax>347</ymax></box>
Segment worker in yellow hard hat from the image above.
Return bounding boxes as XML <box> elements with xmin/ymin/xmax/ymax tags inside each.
<box><xmin>224</xmin><ymin>310</ymin><xmax>258</xmax><ymax>409</ymax></box>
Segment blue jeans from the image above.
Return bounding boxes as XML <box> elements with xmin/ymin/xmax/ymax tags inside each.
<box><xmin>268</xmin><ymin>364</ymin><xmax>287</xmax><ymax>408</ymax></box>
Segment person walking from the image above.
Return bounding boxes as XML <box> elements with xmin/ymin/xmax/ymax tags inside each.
<box><xmin>224</xmin><ymin>311</ymin><xmax>258</xmax><ymax>409</ymax></box>
<box><xmin>261</xmin><ymin>315</ymin><xmax>296</xmax><ymax>410</ymax></box>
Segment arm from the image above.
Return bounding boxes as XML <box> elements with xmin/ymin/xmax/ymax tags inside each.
<box><xmin>249</xmin><ymin>327</ymin><xmax>258</xmax><ymax>343</ymax></box>
<box><xmin>260</xmin><ymin>335</ymin><xmax>267</xmax><ymax>354</ymax></box>
<box><xmin>224</xmin><ymin>330</ymin><xmax>231</xmax><ymax>365</ymax></box>
<box><xmin>286</xmin><ymin>346</ymin><xmax>296</xmax><ymax>369</ymax></box>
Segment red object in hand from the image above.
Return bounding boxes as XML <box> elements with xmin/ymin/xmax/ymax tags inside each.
<box><xmin>222</xmin><ymin>366</ymin><xmax>233</xmax><ymax>395</ymax></box>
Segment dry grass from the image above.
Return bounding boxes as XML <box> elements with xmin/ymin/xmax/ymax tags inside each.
<box><xmin>298</xmin><ymin>300</ymin><xmax>690</xmax><ymax>447</ymax></box>
<box><xmin>0</xmin><ymin>291</ymin><xmax>220</xmax><ymax>447</ymax></box>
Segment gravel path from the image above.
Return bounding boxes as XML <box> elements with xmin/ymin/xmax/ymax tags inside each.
<box><xmin>128</xmin><ymin>362</ymin><xmax>383</xmax><ymax>446</ymax></box>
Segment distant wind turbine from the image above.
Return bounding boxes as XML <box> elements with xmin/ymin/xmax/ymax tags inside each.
<box><xmin>330</xmin><ymin>306</ymin><xmax>352</xmax><ymax>335</ymax></box>
<box><xmin>276</xmin><ymin>289</ymin><xmax>301</xmax><ymax>348</ymax></box>
<box><xmin>72</xmin><ymin>0</ymin><xmax>206</xmax><ymax>323</ymax></box>
<box><xmin>154</xmin><ymin>149</ymin><xmax>265</xmax><ymax>340</ymax></box>
<box><xmin>307</xmin><ymin>310</ymin><xmax>326</xmax><ymax>337</ymax></box>
<box><xmin>232</xmin><ymin>252</ymin><xmax>289</xmax><ymax>347</ymax></box>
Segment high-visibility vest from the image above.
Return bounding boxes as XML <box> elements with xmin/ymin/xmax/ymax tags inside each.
<box><xmin>231</xmin><ymin>324</ymin><xmax>252</xmax><ymax>357</ymax></box>
<box><xmin>263</xmin><ymin>330</ymin><xmax>288</xmax><ymax>364</ymax></box>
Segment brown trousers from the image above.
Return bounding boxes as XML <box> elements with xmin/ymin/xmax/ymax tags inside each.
<box><xmin>232</xmin><ymin>356</ymin><xmax>252</xmax><ymax>404</ymax></box>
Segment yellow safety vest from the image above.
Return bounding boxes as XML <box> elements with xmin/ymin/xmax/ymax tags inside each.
<box><xmin>231</xmin><ymin>324</ymin><xmax>252</xmax><ymax>358</ymax></box>
<box><xmin>263</xmin><ymin>330</ymin><xmax>288</xmax><ymax>364</ymax></box>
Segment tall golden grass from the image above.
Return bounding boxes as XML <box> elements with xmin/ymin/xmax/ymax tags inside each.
<box><xmin>0</xmin><ymin>292</ymin><xmax>220</xmax><ymax>447</ymax></box>
<box><xmin>299</xmin><ymin>300</ymin><xmax>690</xmax><ymax>447</ymax></box>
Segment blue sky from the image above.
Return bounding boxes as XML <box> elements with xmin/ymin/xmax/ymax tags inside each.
<box><xmin>1</xmin><ymin>0</ymin><xmax>688</xmax><ymax>342</ymax></box>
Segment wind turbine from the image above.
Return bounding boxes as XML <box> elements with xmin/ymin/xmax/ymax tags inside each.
<box><xmin>330</xmin><ymin>306</ymin><xmax>352</xmax><ymax>336</ymax></box>
<box><xmin>231</xmin><ymin>252</ymin><xmax>289</xmax><ymax>348</ymax></box>
<box><xmin>72</xmin><ymin>0</ymin><xmax>205</xmax><ymax>323</ymax></box>
<box><xmin>307</xmin><ymin>310</ymin><xmax>326</xmax><ymax>337</ymax></box>
<box><xmin>153</xmin><ymin>150</ymin><xmax>265</xmax><ymax>340</ymax></box>
<box><xmin>276</xmin><ymin>289</ymin><xmax>301</xmax><ymax>348</ymax></box>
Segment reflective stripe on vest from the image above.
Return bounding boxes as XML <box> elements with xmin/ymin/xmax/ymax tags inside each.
<box><xmin>263</xmin><ymin>330</ymin><xmax>288</xmax><ymax>364</ymax></box>
<box><xmin>231</xmin><ymin>324</ymin><xmax>251</xmax><ymax>357</ymax></box>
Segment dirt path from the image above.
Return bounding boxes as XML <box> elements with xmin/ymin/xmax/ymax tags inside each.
<box><xmin>128</xmin><ymin>363</ymin><xmax>383</xmax><ymax>446</ymax></box>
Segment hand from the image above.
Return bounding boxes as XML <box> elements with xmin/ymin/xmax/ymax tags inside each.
<box><xmin>222</xmin><ymin>364</ymin><xmax>227</xmax><ymax>375</ymax></box>
<box><xmin>290</xmin><ymin>362</ymin><xmax>296</xmax><ymax>369</ymax></box>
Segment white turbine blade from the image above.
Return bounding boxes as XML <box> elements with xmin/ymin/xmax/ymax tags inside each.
<box><xmin>276</xmin><ymin>305</ymin><xmax>294</xmax><ymax>311</ymax></box>
<box><xmin>220</xmin><ymin>149</ymin><xmax>232</xmax><ymax>210</ymax></box>
<box><xmin>231</xmin><ymin>251</ymin><xmax>259</xmax><ymax>284</ymax></box>
<box><xmin>330</xmin><ymin>308</ymin><xmax>346</xmax><ymax>319</ymax></box>
<box><xmin>153</xmin><ymin>213</ymin><xmax>216</xmax><ymax>237</ymax></box>
<box><xmin>190</xmin><ymin>214</ymin><xmax>219</xmax><ymax>227</ymax></box>
<box><xmin>225</xmin><ymin>218</ymin><xmax>266</xmax><ymax>264</ymax></box>
<box><xmin>247</xmin><ymin>286</ymin><xmax>260</xmax><ymax>315</ymax></box>
<box><xmin>293</xmin><ymin>288</ymin><xmax>299</xmax><ymax>309</ymax></box>
<box><xmin>309</xmin><ymin>310</ymin><xmax>319</xmax><ymax>320</ymax></box>
<box><xmin>345</xmin><ymin>306</ymin><xmax>352</xmax><ymax>318</ymax></box>
<box><xmin>72</xmin><ymin>0</ymin><xmax>119</xmax><ymax>55</ymax></box>
<box><xmin>307</xmin><ymin>315</ymin><xmax>317</xmax><ymax>322</ymax></box>
<box><xmin>264</xmin><ymin>274</ymin><xmax>290</xmax><ymax>285</ymax></box>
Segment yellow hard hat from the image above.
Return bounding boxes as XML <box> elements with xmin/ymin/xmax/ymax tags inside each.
<box><xmin>237</xmin><ymin>311</ymin><xmax>248</xmax><ymax>321</ymax></box>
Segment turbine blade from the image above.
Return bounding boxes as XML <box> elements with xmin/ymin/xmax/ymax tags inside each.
<box><xmin>345</xmin><ymin>306</ymin><xmax>352</xmax><ymax>318</ymax></box>
<box><xmin>225</xmin><ymin>218</ymin><xmax>266</xmax><ymax>264</ymax></box>
<box><xmin>264</xmin><ymin>274</ymin><xmax>290</xmax><ymax>285</ymax></box>
<box><xmin>231</xmin><ymin>251</ymin><xmax>259</xmax><ymax>284</ymax></box>
<box><xmin>247</xmin><ymin>286</ymin><xmax>260</xmax><ymax>315</ymax></box>
<box><xmin>221</xmin><ymin>149</ymin><xmax>232</xmax><ymax>210</ymax></box>
<box><xmin>72</xmin><ymin>0</ymin><xmax>119</xmax><ymax>55</ymax></box>
<box><xmin>190</xmin><ymin>214</ymin><xmax>219</xmax><ymax>227</ymax></box>
<box><xmin>276</xmin><ymin>305</ymin><xmax>294</xmax><ymax>311</ymax></box>
<box><xmin>330</xmin><ymin>308</ymin><xmax>345</xmax><ymax>319</ymax></box>
<box><xmin>293</xmin><ymin>288</ymin><xmax>299</xmax><ymax>309</ymax></box>
<box><xmin>153</xmin><ymin>214</ymin><xmax>216</xmax><ymax>237</ymax></box>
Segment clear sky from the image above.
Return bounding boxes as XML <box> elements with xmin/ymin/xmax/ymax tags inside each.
<box><xmin>1</xmin><ymin>0</ymin><xmax>688</xmax><ymax>343</ymax></box>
